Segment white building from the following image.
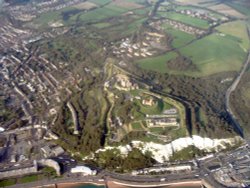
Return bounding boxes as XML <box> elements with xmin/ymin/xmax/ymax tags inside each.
<box><xmin>0</xmin><ymin>127</ymin><xmax>5</xmax><ymax>132</ymax></box>
<box><xmin>70</xmin><ymin>166</ymin><xmax>97</xmax><ymax>176</ymax></box>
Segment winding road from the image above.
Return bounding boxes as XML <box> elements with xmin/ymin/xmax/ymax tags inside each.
<box><xmin>225</xmin><ymin>27</ymin><xmax>250</xmax><ymax>137</ymax></box>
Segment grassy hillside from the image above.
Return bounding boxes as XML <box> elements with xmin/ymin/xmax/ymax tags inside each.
<box><xmin>216</xmin><ymin>21</ymin><xmax>250</xmax><ymax>51</ymax></box>
<box><xmin>180</xmin><ymin>33</ymin><xmax>247</xmax><ymax>76</ymax></box>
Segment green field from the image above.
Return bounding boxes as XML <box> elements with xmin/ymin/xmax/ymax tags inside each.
<box><xmin>179</xmin><ymin>33</ymin><xmax>247</xmax><ymax>76</ymax></box>
<box><xmin>158</xmin><ymin>11</ymin><xmax>210</xmax><ymax>29</ymax></box>
<box><xmin>32</xmin><ymin>0</ymin><xmax>145</xmax><ymax>28</ymax></box>
<box><xmin>216</xmin><ymin>21</ymin><xmax>250</xmax><ymax>51</ymax></box>
<box><xmin>136</xmin><ymin>52</ymin><xmax>178</xmax><ymax>73</ymax></box>
<box><xmin>19</xmin><ymin>175</ymin><xmax>41</xmax><ymax>184</ymax></box>
<box><xmin>0</xmin><ymin>179</ymin><xmax>16</xmax><ymax>187</ymax></box>
<box><xmin>149</xmin><ymin>127</ymin><xmax>165</xmax><ymax>133</ymax></box>
<box><xmin>136</xmin><ymin>31</ymin><xmax>248</xmax><ymax>76</ymax></box>
<box><xmin>132</xmin><ymin>122</ymin><xmax>144</xmax><ymax>130</ymax></box>
<box><xmin>78</xmin><ymin>6</ymin><xmax>125</xmax><ymax>22</ymax></box>
<box><xmin>88</xmin><ymin>0</ymin><xmax>111</xmax><ymax>5</ymax></box>
<box><xmin>162</xmin><ymin>23</ymin><xmax>196</xmax><ymax>48</ymax></box>
<box><xmin>92</xmin><ymin>22</ymin><xmax>112</xmax><ymax>28</ymax></box>
<box><xmin>78</xmin><ymin>3</ymin><xmax>143</xmax><ymax>23</ymax></box>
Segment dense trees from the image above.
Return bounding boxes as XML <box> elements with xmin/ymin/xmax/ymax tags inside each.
<box><xmin>231</xmin><ymin>72</ymin><xmax>250</xmax><ymax>136</ymax></box>
<box><xmin>91</xmin><ymin>148</ymin><xmax>155</xmax><ymax>172</ymax></box>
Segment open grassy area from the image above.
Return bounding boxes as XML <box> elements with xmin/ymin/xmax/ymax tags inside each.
<box><xmin>88</xmin><ymin>0</ymin><xmax>112</xmax><ymax>6</ymax></box>
<box><xmin>162</xmin><ymin>23</ymin><xmax>196</xmax><ymax>48</ymax></box>
<box><xmin>179</xmin><ymin>33</ymin><xmax>248</xmax><ymax>76</ymax></box>
<box><xmin>78</xmin><ymin>6</ymin><xmax>125</xmax><ymax>22</ymax></box>
<box><xmin>0</xmin><ymin>179</ymin><xmax>16</xmax><ymax>187</ymax></box>
<box><xmin>78</xmin><ymin>2</ymin><xmax>144</xmax><ymax>23</ymax></box>
<box><xmin>136</xmin><ymin>25</ymin><xmax>248</xmax><ymax>77</ymax></box>
<box><xmin>131</xmin><ymin>122</ymin><xmax>144</xmax><ymax>130</ymax></box>
<box><xmin>92</xmin><ymin>22</ymin><xmax>112</xmax><ymax>29</ymax></box>
<box><xmin>216</xmin><ymin>21</ymin><xmax>250</xmax><ymax>51</ymax></box>
<box><xmin>19</xmin><ymin>174</ymin><xmax>42</xmax><ymax>184</ymax></box>
<box><xmin>32</xmin><ymin>0</ymin><xmax>145</xmax><ymax>28</ymax></box>
<box><xmin>149</xmin><ymin>127</ymin><xmax>165</xmax><ymax>133</ymax></box>
<box><xmin>136</xmin><ymin>52</ymin><xmax>178</xmax><ymax>73</ymax></box>
<box><xmin>158</xmin><ymin>11</ymin><xmax>210</xmax><ymax>29</ymax></box>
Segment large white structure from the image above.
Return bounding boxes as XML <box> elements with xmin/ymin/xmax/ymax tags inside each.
<box><xmin>70</xmin><ymin>166</ymin><xmax>96</xmax><ymax>176</ymax></box>
<box><xmin>0</xmin><ymin>127</ymin><xmax>5</xmax><ymax>132</ymax></box>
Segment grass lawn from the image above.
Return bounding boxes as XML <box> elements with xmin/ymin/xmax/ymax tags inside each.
<box><xmin>79</xmin><ymin>2</ymin><xmax>142</xmax><ymax>23</ymax></box>
<box><xmin>136</xmin><ymin>52</ymin><xmax>178</xmax><ymax>73</ymax></box>
<box><xmin>139</xmin><ymin>134</ymin><xmax>165</xmax><ymax>143</ymax></box>
<box><xmin>92</xmin><ymin>22</ymin><xmax>112</xmax><ymax>28</ymax></box>
<box><xmin>0</xmin><ymin>179</ymin><xmax>16</xmax><ymax>187</ymax></box>
<box><xmin>159</xmin><ymin>11</ymin><xmax>210</xmax><ymax>29</ymax></box>
<box><xmin>79</xmin><ymin>6</ymin><xmax>125</xmax><ymax>22</ymax></box>
<box><xmin>162</xmin><ymin>23</ymin><xmax>195</xmax><ymax>48</ymax></box>
<box><xmin>88</xmin><ymin>0</ymin><xmax>112</xmax><ymax>6</ymax></box>
<box><xmin>131</xmin><ymin>122</ymin><xmax>144</xmax><ymax>130</ymax></box>
<box><xmin>123</xmin><ymin>18</ymin><xmax>147</xmax><ymax>35</ymax></box>
<box><xmin>149</xmin><ymin>127</ymin><xmax>165</xmax><ymax>134</ymax></box>
<box><xmin>216</xmin><ymin>21</ymin><xmax>250</xmax><ymax>51</ymax></box>
<box><xmin>180</xmin><ymin>33</ymin><xmax>247</xmax><ymax>76</ymax></box>
<box><xmin>133</xmin><ymin>7</ymin><xmax>151</xmax><ymax>15</ymax></box>
<box><xmin>19</xmin><ymin>174</ymin><xmax>41</xmax><ymax>184</ymax></box>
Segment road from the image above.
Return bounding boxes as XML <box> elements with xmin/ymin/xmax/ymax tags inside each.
<box><xmin>225</xmin><ymin>47</ymin><xmax>250</xmax><ymax>137</ymax></box>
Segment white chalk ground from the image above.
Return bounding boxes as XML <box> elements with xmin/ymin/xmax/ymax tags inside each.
<box><xmin>92</xmin><ymin>135</ymin><xmax>242</xmax><ymax>163</ymax></box>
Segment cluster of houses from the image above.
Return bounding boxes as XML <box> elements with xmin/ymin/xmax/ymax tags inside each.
<box><xmin>0</xmin><ymin>50</ymin><xmax>63</xmax><ymax>123</ymax></box>
<box><xmin>0</xmin><ymin>16</ymin><xmax>83</xmax><ymax>130</ymax></box>
<box><xmin>145</xmin><ymin>105</ymin><xmax>179</xmax><ymax>128</ymax></box>
<box><xmin>41</xmin><ymin>145</ymin><xmax>64</xmax><ymax>158</ymax></box>
<box><xmin>115</xmin><ymin>74</ymin><xmax>139</xmax><ymax>91</ymax></box>
<box><xmin>147</xmin><ymin>117</ymin><xmax>178</xmax><ymax>127</ymax></box>
<box><xmin>112</xmin><ymin>32</ymin><xmax>166</xmax><ymax>60</ymax></box>
<box><xmin>6</xmin><ymin>0</ymin><xmax>86</xmax><ymax>22</ymax></box>
<box><xmin>151</xmin><ymin>19</ymin><xmax>207</xmax><ymax>36</ymax></box>
<box><xmin>213</xmin><ymin>148</ymin><xmax>250</xmax><ymax>187</ymax></box>
<box><xmin>0</xmin><ymin>22</ymin><xmax>31</xmax><ymax>50</ymax></box>
<box><xmin>175</xmin><ymin>9</ymin><xmax>228</xmax><ymax>23</ymax></box>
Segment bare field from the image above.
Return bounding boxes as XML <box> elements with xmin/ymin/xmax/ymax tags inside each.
<box><xmin>73</xmin><ymin>2</ymin><xmax>98</xmax><ymax>10</ymax></box>
<box><xmin>174</xmin><ymin>0</ymin><xmax>217</xmax><ymax>6</ymax></box>
<box><xmin>208</xmin><ymin>4</ymin><xmax>246</xmax><ymax>18</ymax></box>
<box><xmin>112</xmin><ymin>0</ymin><xmax>144</xmax><ymax>9</ymax></box>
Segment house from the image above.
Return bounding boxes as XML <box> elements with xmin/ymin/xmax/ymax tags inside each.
<box><xmin>53</xmin><ymin>146</ymin><xmax>64</xmax><ymax>156</ymax></box>
<box><xmin>41</xmin><ymin>146</ymin><xmax>52</xmax><ymax>158</ymax></box>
